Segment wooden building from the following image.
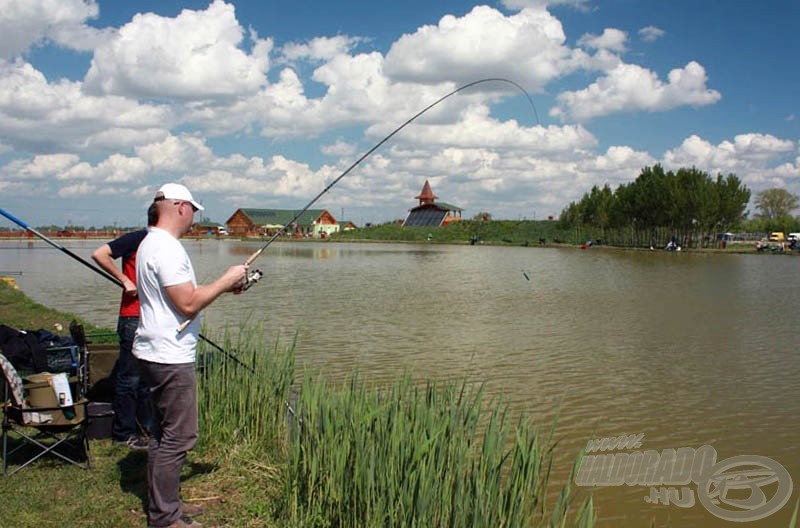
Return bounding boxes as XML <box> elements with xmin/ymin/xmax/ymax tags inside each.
<box><xmin>402</xmin><ymin>180</ymin><xmax>462</xmax><ymax>227</ymax></box>
<box><xmin>225</xmin><ymin>208</ymin><xmax>339</xmax><ymax>238</ymax></box>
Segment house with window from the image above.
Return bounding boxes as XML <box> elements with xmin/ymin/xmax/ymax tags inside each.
<box><xmin>402</xmin><ymin>180</ymin><xmax>462</xmax><ymax>227</ymax></box>
<box><xmin>225</xmin><ymin>208</ymin><xmax>339</xmax><ymax>238</ymax></box>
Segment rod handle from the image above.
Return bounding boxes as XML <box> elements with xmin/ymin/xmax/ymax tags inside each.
<box><xmin>176</xmin><ymin>318</ymin><xmax>192</xmax><ymax>334</ymax></box>
<box><xmin>245</xmin><ymin>248</ymin><xmax>263</xmax><ymax>266</ymax></box>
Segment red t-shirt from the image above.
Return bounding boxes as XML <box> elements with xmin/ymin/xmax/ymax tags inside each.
<box><xmin>107</xmin><ymin>229</ymin><xmax>148</xmax><ymax>318</ymax></box>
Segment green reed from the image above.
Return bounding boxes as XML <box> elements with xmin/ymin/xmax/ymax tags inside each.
<box><xmin>196</xmin><ymin>325</ymin><xmax>295</xmax><ymax>455</ymax></box>
<box><xmin>284</xmin><ymin>373</ymin><xmax>594</xmax><ymax>528</ymax></box>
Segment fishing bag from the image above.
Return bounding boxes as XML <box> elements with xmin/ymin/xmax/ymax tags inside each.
<box><xmin>0</xmin><ymin>325</ymin><xmax>76</xmax><ymax>374</ymax></box>
<box><xmin>0</xmin><ymin>325</ymin><xmax>48</xmax><ymax>373</ymax></box>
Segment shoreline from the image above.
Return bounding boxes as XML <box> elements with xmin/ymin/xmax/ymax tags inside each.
<box><xmin>2</xmin><ymin>230</ymin><xmax>795</xmax><ymax>256</ymax></box>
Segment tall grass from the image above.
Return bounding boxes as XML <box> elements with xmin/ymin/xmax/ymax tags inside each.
<box><xmin>195</xmin><ymin>324</ymin><xmax>594</xmax><ymax>527</ymax></box>
<box><xmin>196</xmin><ymin>325</ymin><xmax>295</xmax><ymax>455</ymax></box>
<box><xmin>284</xmin><ymin>373</ymin><xmax>594</xmax><ymax>528</ymax></box>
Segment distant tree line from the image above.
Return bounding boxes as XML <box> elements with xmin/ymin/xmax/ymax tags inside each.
<box><xmin>558</xmin><ymin>165</ymin><xmax>751</xmax><ymax>248</ymax></box>
<box><xmin>741</xmin><ymin>188</ymin><xmax>800</xmax><ymax>234</ymax></box>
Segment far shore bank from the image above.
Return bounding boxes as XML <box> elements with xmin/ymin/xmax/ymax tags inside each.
<box><xmin>2</xmin><ymin>227</ymin><xmax>796</xmax><ymax>257</ymax></box>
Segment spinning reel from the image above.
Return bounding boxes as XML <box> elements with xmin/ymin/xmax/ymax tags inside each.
<box><xmin>241</xmin><ymin>268</ymin><xmax>263</xmax><ymax>291</ymax></box>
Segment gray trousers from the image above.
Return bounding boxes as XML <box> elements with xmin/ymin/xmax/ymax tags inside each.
<box><xmin>140</xmin><ymin>360</ymin><xmax>198</xmax><ymax>527</ymax></box>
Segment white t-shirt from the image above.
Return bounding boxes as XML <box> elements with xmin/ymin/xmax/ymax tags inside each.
<box><xmin>132</xmin><ymin>227</ymin><xmax>200</xmax><ymax>364</ymax></box>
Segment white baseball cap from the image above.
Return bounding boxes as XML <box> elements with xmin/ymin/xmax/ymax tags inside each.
<box><xmin>155</xmin><ymin>183</ymin><xmax>204</xmax><ymax>211</ymax></box>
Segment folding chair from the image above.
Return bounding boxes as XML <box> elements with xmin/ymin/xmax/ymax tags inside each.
<box><xmin>1</xmin><ymin>354</ymin><xmax>91</xmax><ymax>476</ymax></box>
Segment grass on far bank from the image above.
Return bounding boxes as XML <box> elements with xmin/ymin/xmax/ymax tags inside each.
<box><xmin>331</xmin><ymin>220</ymin><xmax>792</xmax><ymax>255</ymax></box>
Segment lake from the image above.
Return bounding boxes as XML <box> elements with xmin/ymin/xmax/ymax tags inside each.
<box><xmin>1</xmin><ymin>238</ymin><xmax>798</xmax><ymax>527</ymax></box>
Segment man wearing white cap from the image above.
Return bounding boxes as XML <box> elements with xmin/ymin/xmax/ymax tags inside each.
<box><xmin>133</xmin><ymin>183</ymin><xmax>248</xmax><ymax>528</ymax></box>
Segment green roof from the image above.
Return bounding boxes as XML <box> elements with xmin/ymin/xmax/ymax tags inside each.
<box><xmin>238</xmin><ymin>208</ymin><xmax>329</xmax><ymax>227</ymax></box>
<box><xmin>436</xmin><ymin>202</ymin><xmax>462</xmax><ymax>212</ymax></box>
<box><xmin>409</xmin><ymin>202</ymin><xmax>462</xmax><ymax>212</ymax></box>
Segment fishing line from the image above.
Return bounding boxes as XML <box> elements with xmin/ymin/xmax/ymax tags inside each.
<box><xmin>0</xmin><ymin>207</ymin><xmax>253</xmax><ymax>372</ymax></box>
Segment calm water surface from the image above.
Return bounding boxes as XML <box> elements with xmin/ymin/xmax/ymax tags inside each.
<box><xmin>2</xmin><ymin>239</ymin><xmax>798</xmax><ymax>527</ymax></box>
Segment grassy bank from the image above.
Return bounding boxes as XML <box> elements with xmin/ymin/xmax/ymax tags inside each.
<box><xmin>331</xmin><ymin>220</ymin><xmax>790</xmax><ymax>255</ymax></box>
<box><xmin>0</xmin><ymin>281</ymin><xmax>599</xmax><ymax>527</ymax></box>
<box><xmin>332</xmin><ymin>219</ymin><xmax>569</xmax><ymax>246</ymax></box>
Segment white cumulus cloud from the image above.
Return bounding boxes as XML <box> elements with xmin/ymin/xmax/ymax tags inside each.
<box><xmin>0</xmin><ymin>59</ymin><xmax>172</xmax><ymax>153</ymax></box>
<box><xmin>551</xmin><ymin>61</ymin><xmax>721</xmax><ymax>121</ymax></box>
<box><xmin>384</xmin><ymin>5</ymin><xmax>584</xmax><ymax>91</ymax></box>
<box><xmin>0</xmin><ymin>0</ymin><xmax>105</xmax><ymax>59</ymax></box>
<box><xmin>84</xmin><ymin>0</ymin><xmax>271</xmax><ymax>100</ymax></box>
<box><xmin>578</xmin><ymin>28</ymin><xmax>628</xmax><ymax>53</ymax></box>
<box><xmin>280</xmin><ymin>35</ymin><xmax>364</xmax><ymax>63</ymax></box>
<box><xmin>664</xmin><ymin>133</ymin><xmax>795</xmax><ymax>172</ymax></box>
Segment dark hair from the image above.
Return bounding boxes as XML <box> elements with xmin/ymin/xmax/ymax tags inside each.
<box><xmin>147</xmin><ymin>202</ymin><xmax>159</xmax><ymax>226</ymax></box>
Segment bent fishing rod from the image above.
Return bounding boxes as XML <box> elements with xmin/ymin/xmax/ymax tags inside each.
<box><xmin>0</xmin><ymin>207</ymin><xmax>253</xmax><ymax>372</ymax></box>
<box><xmin>245</xmin><ymin>77</ymin><xmax>539</xmax><ymax>269</ymax></box>
<box><xmin>179</xmin><ymin>77</ymin><xmax>538</xmax><ymax>331</ymax></box>
<box><xmin>178</xmin><ymin>77</ymin><xmax>538</xmax><ymax>332</ymax></box>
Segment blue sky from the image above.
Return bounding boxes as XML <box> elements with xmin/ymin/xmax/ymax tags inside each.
<box><xmin>0</xmin><ymin>0</ymin><xmax>798</xmax><ymax>228</ymax></box>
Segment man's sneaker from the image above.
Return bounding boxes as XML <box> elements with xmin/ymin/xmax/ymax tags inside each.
<box><xmin>166</xmin><ymin>515</ymin><xmax>203</xmax><ymax>527</ymax></box>
<box><xmin>114</xmin><ymin>436</ymin><xmax>149</xmax><ymax>451</ymax></box>
<box><xmin>181</xmin><ymin>501</ymin><xmax>205</xmax><ymax>516</ymax></box>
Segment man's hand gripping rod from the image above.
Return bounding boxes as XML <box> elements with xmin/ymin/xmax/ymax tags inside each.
<box><xmin>175</xmin><ymin>264</ymin><xmax>262</xmax><ymax>334</ymax></box>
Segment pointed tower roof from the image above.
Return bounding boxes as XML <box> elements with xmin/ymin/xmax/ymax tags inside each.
<box><xmin>414</xmin><ymin>180</ymin><xmax>438</xmax><ymax>205</ymax></box>
<box><xmin>402</xmin><ymin>179</ymin><xmax>462</xmax><ymax>227</ymax></box>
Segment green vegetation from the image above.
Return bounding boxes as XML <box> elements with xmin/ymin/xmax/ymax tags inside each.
<box><xmin>331</xmin><ymin>218</ymin><xmax>782</xmax><ymax>253</ymax></box>
<box><xmin>742</xmin><ymin>188</ymin><xmax>800</xmax><ymax>234</ymax></box>
<box><xmin>334</xmin><ymin>219</ymin><xmax>583</xmax><ymax>246</ymax></box>
<box><xmin>0</xmin><ymin>281</ymin><xmax>596</xmax><ymax>527</ymax></box>
<box><xmin>754</xmin><ymin>188</ymin><xmax>799</xmax><ymax>219</ymax></box>
<box><xmin>558</xmin><ymin>165</ymin><xmax>751</xmax><ymax>248</ymax></box>
<box><xmin>285</xmin><ymin>374</ymin><xmax>592</xmax><ymax>527</ymax></box>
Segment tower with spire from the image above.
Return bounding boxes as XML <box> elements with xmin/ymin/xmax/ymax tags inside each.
<box><xmin>402</xmin><ymin>180</ymin><xmax>462</xmax><ymax>227</ymax></box>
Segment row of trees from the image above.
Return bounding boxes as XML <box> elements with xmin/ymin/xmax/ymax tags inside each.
<box><xmin>558</xmin><ymin>165</ymin><xmax>751</xmax><ymax>247</ymax></box>
<box><xmin>743</xmin><ymin>188</ymin><xmax>800</xmax><ymax>234</ymax></box>
<box><xmin>558</xmin><ymin>164</ymin><xmax>800</xmax><ymax>247</ymax></box>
